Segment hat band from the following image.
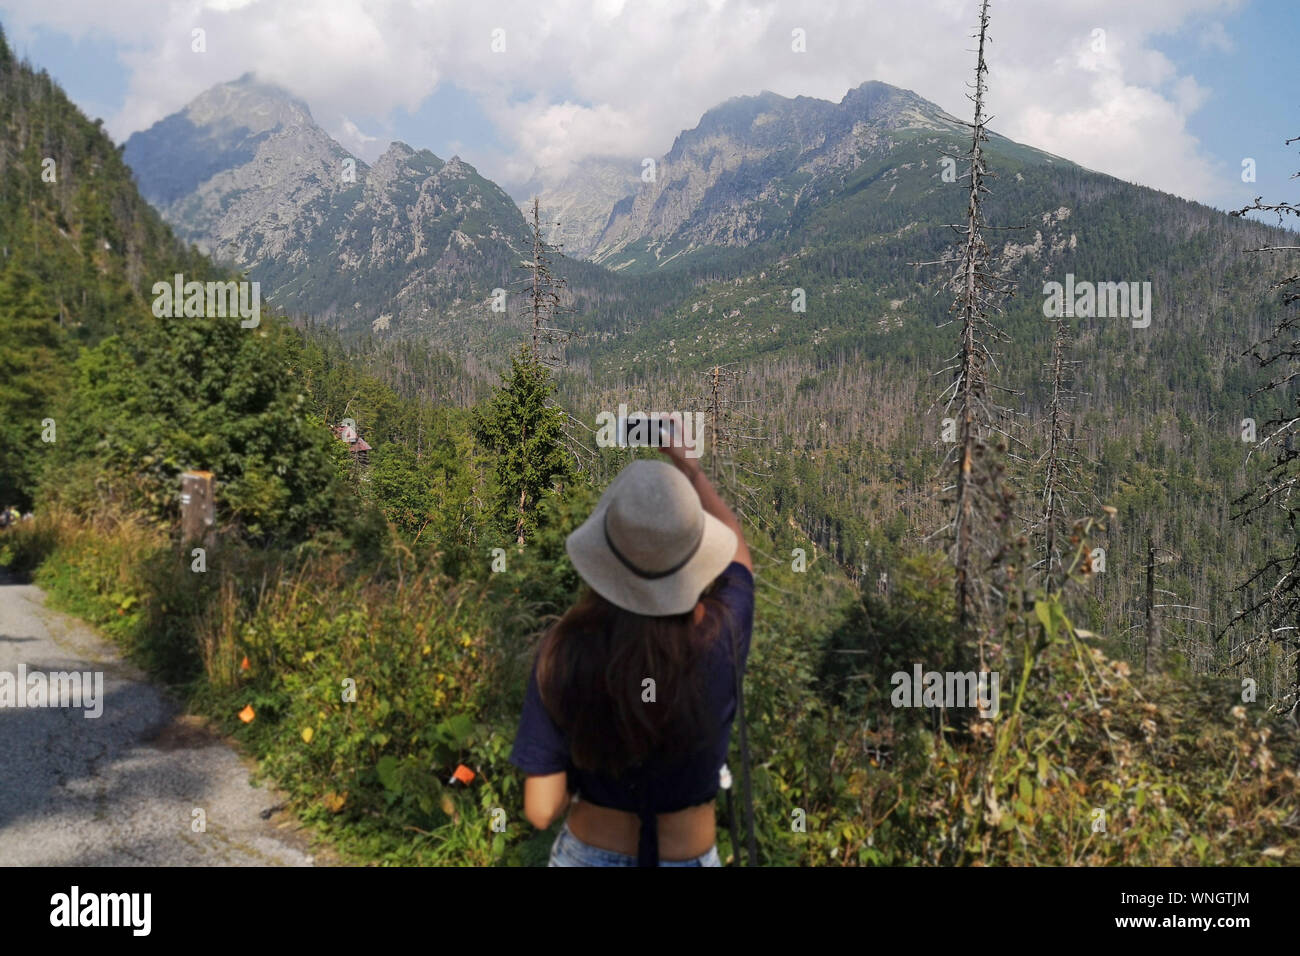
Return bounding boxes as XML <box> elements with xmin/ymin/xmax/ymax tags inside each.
<box><xmin>602</xmin><ymin>511</ymin><xmax>704</xmax><ymax>581</ymax></box>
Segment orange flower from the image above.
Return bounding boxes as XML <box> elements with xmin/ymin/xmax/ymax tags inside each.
<box><xmin>240</xmin><ymin>656</ymin><xmax>251</xmax><ymax>671</ymax></box>
<box><xmin>238</xmin><ymin>704</ymin><xmax>255</xmax><ymax>723</ymax></box>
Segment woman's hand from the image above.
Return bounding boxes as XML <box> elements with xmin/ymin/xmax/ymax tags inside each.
<box><xmin>656</xmin><ymin>414</ymin><xmax>696</xmax><ymax>473</ymax></box>
<box><xmin>657</xmin><ymin>420</ymin><xmax>751</xmax><ymax>571</ymax></box>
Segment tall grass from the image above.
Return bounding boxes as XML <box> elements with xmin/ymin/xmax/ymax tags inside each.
<box><xmin>0</xmin><ymin>510</ymin><xmax>555</xmax><ymax>864</ymax></box>
<box><xmin>3</xmin><ymin>510</ymin><xmax>1297</xmax><ymax>866</ymax></box>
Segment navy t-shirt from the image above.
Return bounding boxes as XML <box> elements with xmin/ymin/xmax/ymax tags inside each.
<box><xmin>509</xmin><ymin>562</ymin><xmax>755</xmax><ymax>855</ymax></box>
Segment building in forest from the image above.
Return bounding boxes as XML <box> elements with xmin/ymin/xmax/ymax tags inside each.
<box><xmin>331</xmin><ymin>423</ymin><xmax>372</xmax><ymax>465</ymax></box>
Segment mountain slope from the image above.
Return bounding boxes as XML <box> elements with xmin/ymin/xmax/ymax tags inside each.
<box><xmin>555</xmin><ymin>144</ymin><xmax>1292</xmax><ymax>663</ymax></box>
<box><xmin>124</xmin><ymin>76</ymin><xmax>532</xmax><ymax>336</ymax></box>
<box><xmin>0</xmin><ymin>29</ymin><xmax>215</xmax><ymax>344</ymax></box>
<box><xmin>530</xmin><ymin>156</ymin><xmax>639</xmax><ymax>258</ymax></box>
<box><xmin>0</xmin><ymin>26</ymin><xmax>237</xmax><ymax>507</ymax></box>
<box><xmin>125</xmin><ymin>74</ymin><xmax>355</xmax><ymax>265</ymax></box>
<box><xmin>549</xmin><ymin>81</ymin><xmax>1067</xmax><ymax>273</ymax></box>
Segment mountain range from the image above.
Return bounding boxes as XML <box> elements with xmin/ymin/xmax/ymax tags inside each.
<box><xmin>568</xmin><ymin>82</ymin><xmax>1066</xmax><ymax>271</ymax></box>
<box><xmin>122</xmin><ymin>75</ymin><xmax>1074</xmax><ymax>338</ymax></box>
<box><xmin>124</xmin><ymin>75</ymin><xmax>530</xmax><ymax>335</ymax></box>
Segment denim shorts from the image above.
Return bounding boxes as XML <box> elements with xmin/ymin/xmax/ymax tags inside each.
<box><xmin>548</xmin><ymin>822</ymin><xmax>721</xmax><ymax>867</ymax></box>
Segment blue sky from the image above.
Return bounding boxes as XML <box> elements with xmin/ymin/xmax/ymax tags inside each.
<box><xmin>0</xmin><ymin>0</ymin><xmax>1294</xmax><ymax>214</ymax></box>
<box><xmin>1147</xmin><ymin>0</ymin><xmax>1296</xmax><ymax>216</ymax></box>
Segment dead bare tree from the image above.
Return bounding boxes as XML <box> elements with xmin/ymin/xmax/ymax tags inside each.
<box><xmin>923</xmin><ymin>0</ymin><xmax>1020</xmax><ymax>657</ymax></box>
<box><xmin>556</xmin><ymin>409</ymin><xmax>599</xmax><ymax>475</ymax></box>
<box><xmin>701</xmin><ymin>364</ymin><xmax>753</xmax><ymax>483</ymax></box>
<box><xmin>1034</xmin><ymin>317</ymin><xmax>1088</xmax><ymax>592</ymax></box>
<box><xmin>518</xmin><ymin>197</ymin><xmax>580</xmax><ymax>368</ymax></box>
<box><xmin>1223</xmin><ymin>131</ymin><xmax>1300</xmax><ymax>715</ymax></box>
<box><xmin>1122</xmin><ymin>540</ymin><xmax>1209</xmax><ymax>676</ymax></box>
<box><xmin>698</xmin><ymin>366</ymin><xmax>767</xmax><ymax>516</ymax></box>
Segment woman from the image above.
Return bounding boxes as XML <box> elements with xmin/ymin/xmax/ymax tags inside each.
<box><xmin>508</xmin><ymin>436</ymin><xmax>754</xmax><ymax>866</ymax></box>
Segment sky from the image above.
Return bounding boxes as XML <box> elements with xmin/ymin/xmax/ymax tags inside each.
<box><xmin>0</xmin><ymin>0</ymin><xmax>1295</xmax><ymax>214</ymax></box>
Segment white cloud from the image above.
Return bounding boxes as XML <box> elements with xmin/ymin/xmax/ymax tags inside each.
<box><xmin>338</xmin><ymin>117</ymin><xmax>374</xmax><ymax>143</ymax></box>
<box><xmin>0</xmin><ymin>0</ymin><xmax>1244</xmax><ymax>204</ymax></box>
<box><xmin>204</xmin><ymin>0</ymin><xmax>261</xmax><ymax>11</ymax></box>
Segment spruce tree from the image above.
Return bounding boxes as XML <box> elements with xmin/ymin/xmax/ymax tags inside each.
<box><xmin>473</xmin><ymin>346</ymin><xmax>575</xmax><ymax>544</ymax></box>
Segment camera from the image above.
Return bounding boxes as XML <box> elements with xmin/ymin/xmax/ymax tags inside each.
<box><xmin>616</xmin><ymin>414</ymin><xmax>674</xmax><ymax>448</ymax></box>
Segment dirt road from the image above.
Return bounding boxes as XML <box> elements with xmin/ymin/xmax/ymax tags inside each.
<box><xmin>0</xmin><ymin>577</ymin><xmax>315</xmax><ymax>866</ymax></box>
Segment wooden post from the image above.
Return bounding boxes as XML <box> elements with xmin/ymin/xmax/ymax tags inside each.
<box><xmin>180</xmin><ymin>471</ymin><xmax>215</xmax><ymax>546</ymax></box>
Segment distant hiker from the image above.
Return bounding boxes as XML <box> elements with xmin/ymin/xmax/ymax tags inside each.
<box><xmin>509</xmin><ymin>430</ymin><xmax>754</xmax><ymax>867</ymax></box>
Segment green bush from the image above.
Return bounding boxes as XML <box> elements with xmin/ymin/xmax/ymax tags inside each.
<box><xmin>8</xmin><ymin>507</ymin><xmax>1297</xmax><ymax>867</ymax></box>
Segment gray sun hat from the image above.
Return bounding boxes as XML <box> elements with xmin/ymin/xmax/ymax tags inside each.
<box><xmin>565</xmin><ymin>459</ymin><xmax>738</xmax><ymax>617</ymax></box>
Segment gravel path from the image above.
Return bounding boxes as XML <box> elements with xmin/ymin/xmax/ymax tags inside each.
<box><xmin>0</xmin><ymin>577</ymin><xmax>316</xmax><ymax>866</ymax></box>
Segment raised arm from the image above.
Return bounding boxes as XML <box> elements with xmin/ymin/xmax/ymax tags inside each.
<box><xmin>658</xmin><ymin>428</ymin><xmax>752</xmax><ymax>573</ymax></box>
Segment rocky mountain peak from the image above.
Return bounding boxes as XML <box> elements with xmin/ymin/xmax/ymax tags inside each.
<box><xmin>124</xmin><ymin>77</ymin><xmax>532</xmax><ymax>339</ymax></box>
<box><xmin>183</xmin><ymin>73</ymin><xmax>314</xmax><ymax>134</ymax></box>
<box><xmin>369</xmin><ymin>141</ymin><xmax>424</xmax><ymax>182</ymax></box>
<box><xmin>380</xmin><ymin>140</ymin><xmax>417</xmax><ymax>161</ymax></box>
<box><xmin>437</xmin><ymin>155</ymin><xmax>473</xmax><ymax>181</ymax></box>
<box><xmin>568</xmin><ymin>79</ymin><xmax>1029</xmax><ymax>270</ymax></box>
<box><xmin>839</xmin><ymin>80</ymin><xmax>959</xmax><ymax>132</ymax></box>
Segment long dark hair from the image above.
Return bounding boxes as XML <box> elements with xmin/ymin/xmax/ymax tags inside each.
<box><xmin>536</xmin><ymin>577</ymin><xmax>730</xmax><ymax>775</ymax></box>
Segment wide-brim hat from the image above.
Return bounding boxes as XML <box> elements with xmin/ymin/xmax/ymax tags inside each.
<box><xmin>566</xmin><ymin>459</ymin><xmax>737</xmax><ymax>617</ymax></box>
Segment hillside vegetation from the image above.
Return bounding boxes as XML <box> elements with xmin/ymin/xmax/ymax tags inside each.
<box><xmin>2</xmin><ymin>22</ymin><xmax>1298</xmax><ymax>866</ymax></box>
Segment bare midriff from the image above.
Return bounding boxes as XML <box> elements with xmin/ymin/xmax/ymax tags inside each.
<box><xmin>567</xmin><ymin>799</ymin><xmax>716</xmax><ymax>861</ymax></box>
